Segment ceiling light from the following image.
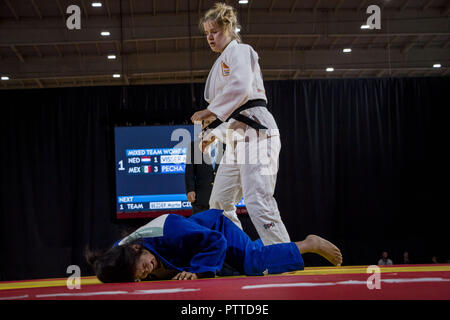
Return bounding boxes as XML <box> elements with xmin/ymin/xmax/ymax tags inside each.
<box><xmin>100</xmin><ymin>31</ymin><xmax>110</xmax><ymax>36</ymax></box>
<box><xmin>239</xmin><ymin>0</ymin><xmax>249</xmax><ymax>4</ymax></box>
<box><xmin>326</xmin><ymin>67</ymin><xmax>334</xmax><ymax>72</ymax></box>
<box><xmin>113</xmin><ymin>74</ymin><xmax>121</xmax><ymax>78</ymax></box>
<box><xmin>343</xmin><ymin>48</ymin><xmax>352</xmax><ymax>53</ymax></box>
<box><xmin>1</xmin><ymin>76</ymin><xmax>10</xmax><ymax>80</ymax></box>
<box><xmin>107</xmin><ymin>55</ymin><xmax>117</xmax><ymax>60</ymax></box>
<box><xmin>360</xmin><ymin>25</ymin><xmax>370</xmax><ymax>29</ymax></box>
<box><xmin>433</xmin><ymin>64</ymin><xmax>441</xmax><ymax>68</ymax></box>
<box><xmin>91</xmin><ymin>2</ymin><xmax>102</xmax><ymax>7</ymax></box>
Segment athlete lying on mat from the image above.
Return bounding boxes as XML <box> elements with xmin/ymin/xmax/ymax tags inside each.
<box><xmin>85</xmin><ymin>209</ymin><xmax>342</xmax><ymax>282</ymax></box>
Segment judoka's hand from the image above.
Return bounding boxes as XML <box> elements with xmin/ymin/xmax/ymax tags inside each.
<box><xmin>187</xmin><ymin>191</ymin><xmax>196</xmax><ymax>203</ymax></box>
<box><xmin>191</xmin><ymin>109</ymin><xmax>215</xmax><ymax>124</ymax></box>
<box><xmin>200</xmin><ymin>136</ymin><xmax>216</xmax><ymax>153</ymax></box>
<box><xmin>172</xmin><ymin>271</ymin><xmax>198</xmax><ymax>280</ymax></box>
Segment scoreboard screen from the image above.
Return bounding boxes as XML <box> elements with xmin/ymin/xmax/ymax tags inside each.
<box><xmin>114</xmin><ymin>125</ymin><xmax>196</xmax><ymax>219</ymax></box>
<box><xmin>114</xmin><ymin>125</ymin><xmax>247</xmax><ymax>219</ymax></box>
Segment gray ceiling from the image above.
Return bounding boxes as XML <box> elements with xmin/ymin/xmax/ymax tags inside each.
<box><xmin>0</xmin><ymin>0</ymin><xmax>449</xmax><ymax>90</ymax></box>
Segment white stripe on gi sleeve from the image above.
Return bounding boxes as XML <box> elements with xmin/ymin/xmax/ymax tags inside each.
<box><xmin>118</xmin><ymin>214</ymin><xmax>169</xmax><ymax>245</ymax></box>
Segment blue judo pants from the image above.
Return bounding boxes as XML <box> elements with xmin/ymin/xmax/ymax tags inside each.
<box><xmin>189</xmin><ymin>209</ymin><xmax>304</xmax><ymax>276</ymax></box>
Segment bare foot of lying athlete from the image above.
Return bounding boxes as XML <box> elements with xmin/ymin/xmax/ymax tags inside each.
<box><xmin>296</xmin><ymin>235</ymin><xmax>343</xmax><ymax>266</ymax></box>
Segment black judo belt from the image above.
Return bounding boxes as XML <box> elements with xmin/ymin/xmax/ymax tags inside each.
<box><xmin>204</xmin><ymin>99</ymin><xmax>268</xmax><ymax>134</ymax></box>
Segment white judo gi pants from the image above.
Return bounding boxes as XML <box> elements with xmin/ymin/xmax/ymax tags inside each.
<box><xmin>208</xmin><ymin>128</ymin><xmax>291</xmax><ymax>246</ymax></box>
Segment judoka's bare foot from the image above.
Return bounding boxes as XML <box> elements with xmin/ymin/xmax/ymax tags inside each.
<box><xmin>296</xmin><ymin>235</ymin><xmax>343</xmax><ymax>266</ymax></box>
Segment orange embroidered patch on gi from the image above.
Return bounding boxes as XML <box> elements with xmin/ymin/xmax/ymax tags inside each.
<box><xmin>221</xmin><ymin>61</ymin><xmax>230</xmax><ymax>76</ymax></box>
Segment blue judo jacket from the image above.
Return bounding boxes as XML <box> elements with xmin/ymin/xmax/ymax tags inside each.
<box><xmin>115</xmin><ymin>209</ymin><xmax>229</xmax><ymax>275</ymax></box>
<box><xmin>114</xmin><ymin>209</ymin><xmax>304</xmax><ymax>277</ymax></box>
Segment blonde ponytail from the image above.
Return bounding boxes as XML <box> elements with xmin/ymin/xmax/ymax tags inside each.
<box><xmin>199</xmin><ymin>2</ymin><xmax>242</xmax><ymax>43</ymax></box>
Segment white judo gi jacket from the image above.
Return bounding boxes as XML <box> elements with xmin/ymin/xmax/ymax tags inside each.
<box><xmin>205</xmin><ymin>40</ymin><xmax>266</xmax><ymax>121</ymax></box>
<box><xmin>204</xmin><ymin>39</ymin><xmax>291</xmax><ymax>245</ymax></box>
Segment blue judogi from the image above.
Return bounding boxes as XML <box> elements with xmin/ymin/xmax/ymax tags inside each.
<box><xmin>116</xmin><ymin>209</ymin><xmax>304</xmax><ymax>276</ymax></box>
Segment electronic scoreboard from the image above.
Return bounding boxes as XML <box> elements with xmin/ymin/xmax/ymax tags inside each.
<box><xmin>114</xmin><ymin>125</ymin><xmax>245</xmax><ymax>219</ymax></box>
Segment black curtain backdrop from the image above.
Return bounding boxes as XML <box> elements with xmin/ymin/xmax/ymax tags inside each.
<box><xmin>0</xmin><ymin>77</ymin><xmax>448</xmax><ymax>281</ymax></box>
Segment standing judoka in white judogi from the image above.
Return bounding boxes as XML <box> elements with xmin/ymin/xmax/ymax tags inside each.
<box><xmin>203</xmin><ymin>39</ymin><xmax>291</xmax><ymax>245</ymax></box>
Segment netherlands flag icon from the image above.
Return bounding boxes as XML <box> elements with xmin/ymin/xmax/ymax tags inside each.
<box><xmin>141</xmin><ymin>156</ymin><xmax>151</xmax><ymax>163</ymax></box>
<box><xmin>142</xmin><ymin>165</ymin><xmax>151</xmax><ymax>173</ymax></box>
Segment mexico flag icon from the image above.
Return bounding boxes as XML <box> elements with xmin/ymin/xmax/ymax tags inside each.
<box><xmin>142</xmin><ymin>165</ymin><xmax>151</xmax><ymax>173</ymax></box>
